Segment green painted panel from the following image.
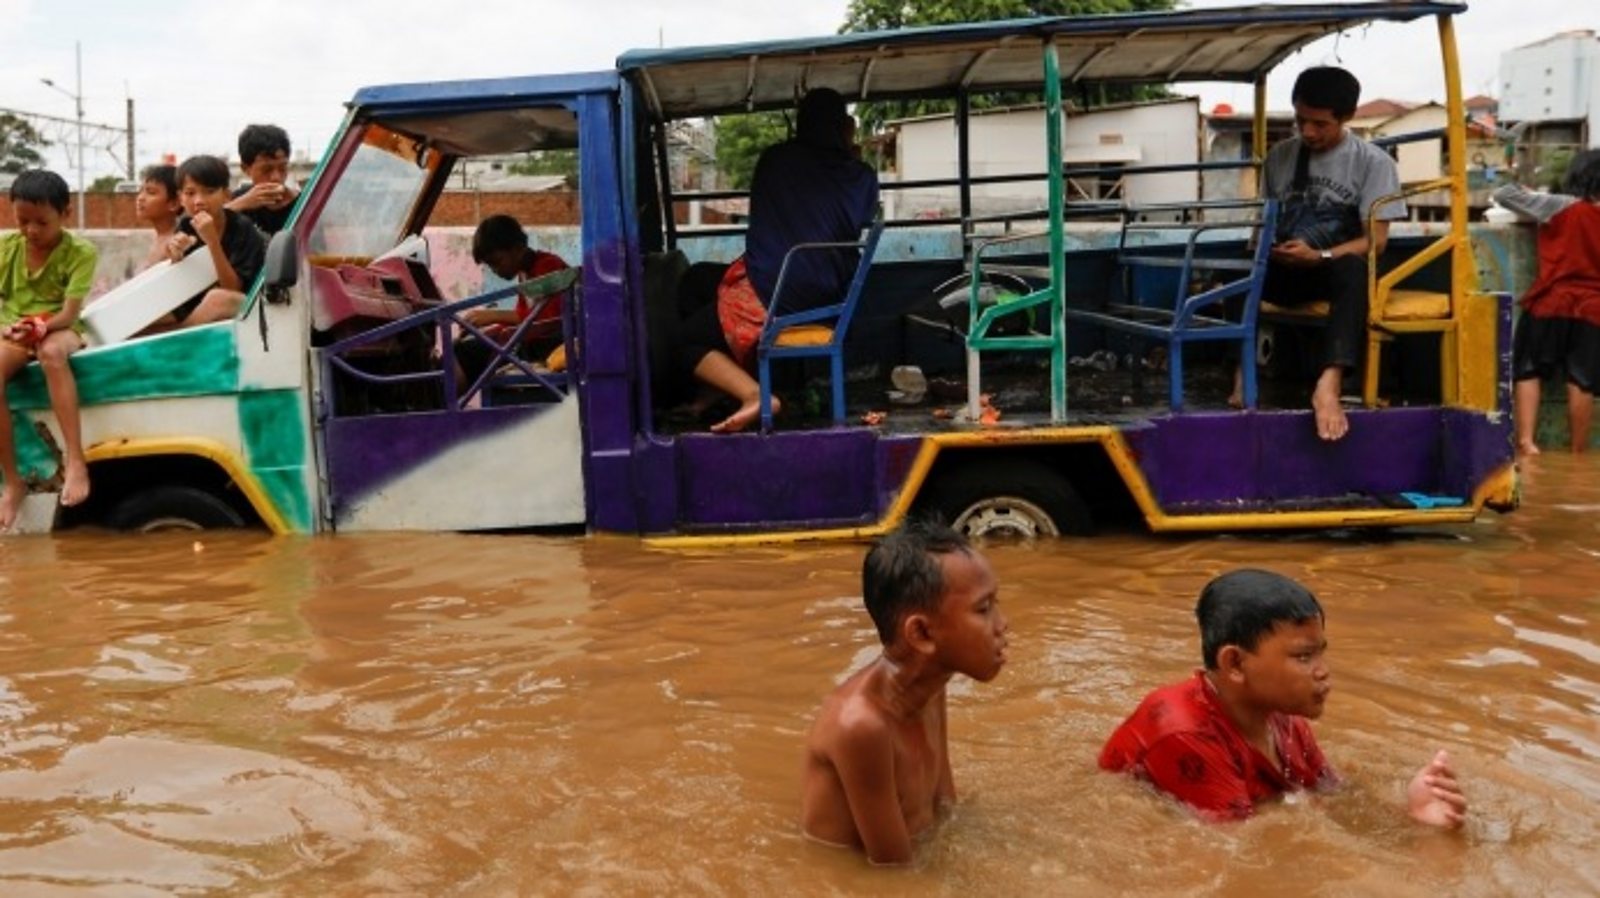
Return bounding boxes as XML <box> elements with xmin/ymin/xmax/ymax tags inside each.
<box><xmin>3</xmin><ymin>327</ymin><xmax>240</xmax><ymax>411</ymax></box>
<box><xmin>239</xmin><ymin>390</ymin><xmax>312</xmax><ymax>532</ymax></box>
<box><xmin>2</xmin><ymin>411</ymin><xmax>59</xmax><ymax>484</ymax></box>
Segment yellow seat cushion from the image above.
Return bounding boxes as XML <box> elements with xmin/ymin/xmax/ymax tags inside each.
<box><xmin>773</xmin><ymin>324</ymin><xmax>835</xmax><ymax>348</ymax></box>
<box><xmin>1260</xmin><ymin>290</ymin><xmax>1449</xmax><ymax>322</ymax></box>
<box><xmin>1380</xmin><ymin>289</ymin><xmax>1450</xmax><ymax>320</ymax></box>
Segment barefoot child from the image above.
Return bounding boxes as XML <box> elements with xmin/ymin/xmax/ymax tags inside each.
<box><xmin>800</xmin><ymin>520</ymin><xmax>1009</xmax><ymax>864</ymax></box>
<box><xmin>0</xmin><ymin>170</ymin><xmax>97</xmax><ymax>530</ymax></box>
<box><xmin>1492</xmin><ymin>149</ymin><xmax>1600</xmax><ymax>456</ymax></box>
<box><xmin>1099</xmin><ymin>569</ymin><xmax>1466</xmax><ymax>828</ymax></box>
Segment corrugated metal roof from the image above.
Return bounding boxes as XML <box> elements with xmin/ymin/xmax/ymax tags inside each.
<box><xmin>617</xmin><ymin>2</ymin><xmax>1465</xmax><ymax>121</ymax></box>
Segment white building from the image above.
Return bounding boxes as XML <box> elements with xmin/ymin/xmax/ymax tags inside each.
<box><xmin>885</xmin><ymin>97</ymin><xmax>1200</xmax><ymax>222</ymax></box>
<box><xmin>1499</xmin><ymin>30</ymin><xmax>1600</xmax><ymax>144</ymax></box>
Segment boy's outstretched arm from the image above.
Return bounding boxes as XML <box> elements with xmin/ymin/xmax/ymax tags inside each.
<box><xmin>834</xmin><ymin>715</ymin><xmax>913</xmax><ymax>865</ymax></box>
<box><xmin>1407</xmin><ymin>750</ymin><xmax>1467</xmax><ymax>829</ymax></box>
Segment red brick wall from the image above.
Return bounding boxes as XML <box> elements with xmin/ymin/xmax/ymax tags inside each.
<box><xmin>0</xmin><ymin>190</ymin><xmax>586</xmax><ymax>231</ymax></box>
<box><xmin>427</xmin><ymin>192</ymin><xmax>581</xmax><ymax>227</ymax></box>
<box><xmin>0</xmin><ymin>189</ymin><xmax>736</xmax><ymax>230</ymax></box>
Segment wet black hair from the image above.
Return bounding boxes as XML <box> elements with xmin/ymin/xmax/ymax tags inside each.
<box><xmin>237</xmin><ymin>124</ymin><xmax>291</xmax><ymax>165</ymax></box>
<box><xmin>472</xmin><ymin>214</ymin><xmax>530</xmax><ymax>263</ymax></box>
<box><xmin>1561</xmin><ymin>149</ymin><xmax>1600</xmax><ymax>201</ymax></box>
<box><xmin>176</xmin><ymin>154</ymin><xmax>231</xmax><ymax>191</ymax></box>
<box><xmin>862</xmin><ymin>518</ymin><xmax>973</xmax><ymax>645</ymax></box>
<box><xmin>1291</xmin><ymin>66</ymin><xmax>1362</xmax><ymax>120</ymax></box>
<box><xmin>140</xmin><ymin>163</ymin><xmax>178</xmax><ymax>199</ymax></box>
<box><xmin>796</xmin><ymin>87</ymin><xmax>852</xmax><ymax>153</ymax></box>
<box><xmin>1196</xmin><ymin>569</ymin><xmax>1324</xmax><ymax>669</ymax></box>
<box><xmin>9</xmin><ymin>169</ymin><xmax>71</xmax><ymax>212</ymax></box>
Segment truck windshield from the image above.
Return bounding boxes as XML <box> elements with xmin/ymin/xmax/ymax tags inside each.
<box><xmin>308</xmin><ymin>126</ymin><xmax>436</xmax><ymax>260</ymax></box>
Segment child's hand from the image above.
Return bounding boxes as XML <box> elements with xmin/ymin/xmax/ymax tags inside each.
<box><xmin>1407</xmin><ymin>750</ymin><xmax>1467</xmax><ymax>829</ymax></box>
<box><xmin>165</xmin><ymin>232</ymin><xmax>198</xmax><ymax>263</ymax></box>
<box><xmin>3</xmin><ymin>315</ymin><xmax>50</xmax><ymax>348</ymax></box>
<box><xmin>191</xmin><ymin>211</ymin><xmax>220</xmax><ymax>245</ymax></box>
<box><xmin>242</xmin><ymin>181</ymin><xmax>293</xmax><ymax>210</ymax></box>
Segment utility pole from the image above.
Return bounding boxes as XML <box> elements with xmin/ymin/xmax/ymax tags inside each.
<box><xmin>41</xmin><ymin>41</ymin><xmax>86</xmax><ymax>229</ymax></box>
<box><xmin>126</xmin><ymin>96</ymin><xmax>135</xmax><ymax>180</ymax></box>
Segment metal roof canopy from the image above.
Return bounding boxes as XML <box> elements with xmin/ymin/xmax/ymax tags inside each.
<box><xmin>617</xmin><ymin>2</ymin><xmax>1465</xmax><ymax>121</ymax></box>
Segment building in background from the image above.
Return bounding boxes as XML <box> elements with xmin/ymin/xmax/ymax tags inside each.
<box><xmin>885</xmin><ymin>97</ymin><xmax>1201</xmax><ymax>224</ymax></box>
<box><xmin>1497</xmin><ymin>31</ymin><xmax>1598</xmax><ymax>190</ymax></box>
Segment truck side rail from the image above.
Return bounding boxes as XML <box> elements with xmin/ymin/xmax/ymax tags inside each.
<box><xmin>319</xmin><ymin>267</ymin><xmax>580</xmax><ymax>415</ymax></box>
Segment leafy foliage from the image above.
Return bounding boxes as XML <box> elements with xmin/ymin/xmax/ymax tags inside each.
<box><xmin>842</xmin><ymin>0</ymin><xmax>1175</xmax><ymax>31</ymax></box>
<box><xmin>711</xmin><ymin>112</ymin><xmax>791</xmax><ymax>190</ymax></box>
<box><xmin>88</xmin><ymin>174</ymin><xmax>122</xmax><ymax>193</ymax></box>
<box><xmin>840</xmin><ymin>0</ymin><xmax>1178</xmax><ymax>131</ymax></box>
<box><xmin>0</xmin><ymin>113</ymin><xmax>50</xmax><ymax>175</ymax></box>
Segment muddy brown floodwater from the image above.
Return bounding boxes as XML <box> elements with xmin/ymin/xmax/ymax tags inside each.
<box><xmin>1</xmin><ymin>455</ymin><xmax>1597</xmax><ymax>896</ymax></box>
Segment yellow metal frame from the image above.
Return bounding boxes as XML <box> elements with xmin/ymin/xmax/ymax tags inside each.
<box><xmin>85</xmin><ymin>437</ymin><xmax>294</xmax><ymax>535</ymax></box>
<box><xmin>1362</xmin><ymin>177</ymin><xmax>1461</xmax><ymax>407</ymax></box>
<box><xmin>641</xmin><ymin>427</ymin><xmax>1499</xmax><ymax>549</ymax></box>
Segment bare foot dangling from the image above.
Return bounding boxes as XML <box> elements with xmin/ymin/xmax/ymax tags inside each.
<box><xmin>60</xmin><ymin>459</ymin><xmax>90</xmax><ymax>507</ymax></box>
<box><xmin>0</xmin><ymin>480</ymin><xmax>24</xmax><ymax>532</ymax></box>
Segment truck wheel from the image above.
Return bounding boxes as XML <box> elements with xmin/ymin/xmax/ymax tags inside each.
<box><xmin>106</xmin><ymin>486</ymin><xmax>246</xmax><ymax>533</ymax></box>
<box><xmin>917</xmin><ymin>460</ymin><xmax>1093</xmax><ymax>539</ymax></box>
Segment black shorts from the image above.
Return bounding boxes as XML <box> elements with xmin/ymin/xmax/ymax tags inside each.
<box><xmin>1513</xmin><ymin>312</ymin><xmax>1600</xmax><ymax>393</ymax></box>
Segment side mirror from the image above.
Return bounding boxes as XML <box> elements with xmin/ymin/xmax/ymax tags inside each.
<box><xmin>262</xmin><ymin>230</ymin><xmax>298</xmax><ymax>304</ymax></box>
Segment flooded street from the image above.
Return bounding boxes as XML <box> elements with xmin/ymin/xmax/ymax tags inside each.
<box><xmin>0</xmin><ymin>457</ymin><xmax>1597</xmax><ymax>896</ymax></box>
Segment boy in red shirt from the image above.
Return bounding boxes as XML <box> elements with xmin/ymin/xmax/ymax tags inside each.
<box><xmin>452</xmin><ymin>214</ymin><xmax>569</xmax><ymax>386</ymax></box>
<box><xmin>1099</xmin><ymin>569</ymin><xmax>1466</xmax><ymax>827</ymax></box>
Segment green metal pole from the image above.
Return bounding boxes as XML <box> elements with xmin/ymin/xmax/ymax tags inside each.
<box><xmin>1044</xmin><ymin>41</ymin><xmax>1066</xmax><ymax>422</ymax></box>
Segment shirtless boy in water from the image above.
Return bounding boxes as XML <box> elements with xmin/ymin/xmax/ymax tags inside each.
<box><xmin>801</xmin><ymin>520</ymin><xmax>1009</xmax><ymax>864</ymax></box>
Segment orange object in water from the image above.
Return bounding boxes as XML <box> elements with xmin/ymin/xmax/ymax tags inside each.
<box><xmin>978</xmin><ymin>393</ymin><xmax>1001</xmax><ymax>426</ymax></box>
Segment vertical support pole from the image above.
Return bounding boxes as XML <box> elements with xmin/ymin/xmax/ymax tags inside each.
<box><xmin>1439</xmin><ymin>14</ymin><xmax>1472</xmax><ymax>290</ymax></box>
<box><xmin>126</xmin><ymin>97</ymin><xmax>135</xmax><ymax>180</ymax></box>
<box><xmin>1439</xmin><ymin>13</ymin><xmax>1472</xmax><ymax>405</ymax></box>
<box><xmin>74</xmin><ymin>41</ymin><xmax>85</xmax><ymax>231</ymax></box>
<box><xmin>956</xmin><ymin>90</ymin><xmax>973</xmax><ymax>251</ymax></box>
<box><xmin>654</xmin><ymin>122</ymin><xmax>678</xmax><ymax>250</ymax></box>
<box><xmin>1044</xmin><ymin>41</ymin><xmax>1067</xmax><ymax>422</ymax></box>
<box><xmin>1252</xmin><ymin>76</ymin><xmax>1268</xmax><ymax>196</ymax></box>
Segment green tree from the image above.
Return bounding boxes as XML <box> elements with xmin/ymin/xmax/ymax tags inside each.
<box><xmin>840</xmin><ymin>0</ymin><xmax>1178</xmax><ymax>131</ymax></box>
<box><xmin>711</xmin><ymin>112</ymin><xmax>790</xmax><ymax>190</ymax></box>
<box><xmin>88</xmin><ymin>174</ymin><xmax>122</xmax><ymax>193</ymax></box>
<box><xmin>0</xmin><ymin>113</ymin><xmax>50</xmax><ymax>175</ymax></box>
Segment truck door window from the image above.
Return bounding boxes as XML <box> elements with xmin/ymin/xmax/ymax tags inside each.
<box><xmin>308</xmin><ymin>127</ymin><xmax>437</xmax><ymax>263</ymax></box>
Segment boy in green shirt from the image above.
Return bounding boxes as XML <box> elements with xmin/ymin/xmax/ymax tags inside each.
<box><xmin>0</xmin><ymin>169</ymin><xmax>97</xmax><ymax>530</ymax></box>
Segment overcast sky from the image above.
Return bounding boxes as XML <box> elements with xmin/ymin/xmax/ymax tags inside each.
<box><xmin>0</xmin><ymin>0</ymin><xmax>1583</xmax><ymax>186</ymax></box>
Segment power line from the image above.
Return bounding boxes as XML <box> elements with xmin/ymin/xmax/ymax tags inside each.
<box><xmin>0</xmin><ymin>106</ymin><xmax>134</xmax><ymax>181</ymax></box>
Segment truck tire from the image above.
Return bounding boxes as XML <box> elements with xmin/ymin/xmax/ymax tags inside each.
<box><xmin>917</xmin><ymin>459</ymin><xmax>1094</xmax><ymax>539</ymax></box>
<box><xmin>106</xmin><ymin>486</ymin><xmax>247</xmax><ymax>533</ymax></box>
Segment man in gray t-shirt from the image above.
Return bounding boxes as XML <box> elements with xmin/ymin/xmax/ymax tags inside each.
<box><xmin>1246</xmin><ymin>66</ymin><xmax>1405</xmax><ymax>442</ymax></box>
